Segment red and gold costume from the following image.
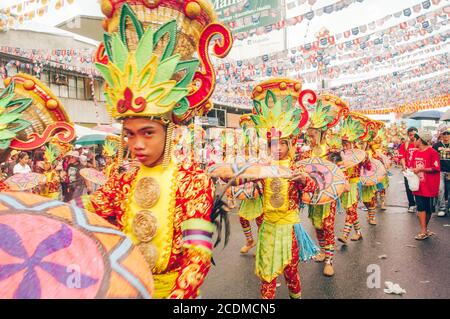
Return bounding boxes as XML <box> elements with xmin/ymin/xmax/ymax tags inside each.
<box><xmin>39</xmin><ymin>144</ymin><xmax>61</xmax><ymax>200</ymax></box>
<box><xmin>0</xmin><ymin>181</ymin><xmax>9</xmax><ymax>192</ymax></box>
<box><xmin>357</xmin><ymin>118</ymin><xmax>384</xmax><ymax>225</ymax></box>
<box><xmin>302</xmin><ymin>94</ymin><xmax>349</xmax><ymax>276</ymax></box>
<box><xmin>337</xmin><ymin>112</ymin><xmax>372</xmax><ymax>242</ymax></box>
<box><xmin>246</xmin><ymin>78</ymin><xmax>319</xmax><ymax>299</ymax></box>
<box><xmin>76</xmin><ymin>162</ymin><xmax>214</xmax><ymax>299</ymax></box>
<box><xmin>73</xmin><ymin>0</ymin><xmax>232</xmax><ymax>299</ymax></box>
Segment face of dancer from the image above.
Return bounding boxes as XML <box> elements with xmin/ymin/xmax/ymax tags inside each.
<box><xmin>123</xmin><ymin>118</ymin><xmax>166</xmax><ymax>167</ymax></box>
<box><xmin>306</xmin><ymin>128</ymin><xmax>321</xmax><ymax>147</ymax></box>
<box><xmin>270</xmin><ymin>139</ymin><xmax>289</xmax><ymax>161</ymax></box>
<box><xmin>44</xmin><ymin>162</ymin><xmax>51</xmax><ymax>171</ymax></box>
<box><xmin>105</xmin><ymin>156</ymin><xmax>112</xmax><ymax>165</ymax></box>
<box><xmin>342</xmin><ymin>140</ymin><xmax>352</xmax><ymax>150</ymax></box>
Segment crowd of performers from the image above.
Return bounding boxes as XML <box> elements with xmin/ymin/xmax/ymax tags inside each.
<box><xmin>0</xmin><ymin>0</ymin><xmax>397</xmax><ymax>300</ymax></box>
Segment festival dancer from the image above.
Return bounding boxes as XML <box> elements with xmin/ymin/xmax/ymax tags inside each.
<box><xmin>357</xmin><ymin>117</ymin><xmax>384</xmax><ymax>225</ymax></box>
<box><xmin>233</xmin><ymin>114</ymin><xmax>264</xmax><ymax>254</ymax></box>
<box><xmin>337</xmin><ymin>113</ymin><xmax>372</xmax><ymax>244</ymax></box>
<box><xmin>302</xmin><ymin>94</ymin><xmax>349</xmax><ymax>277</ymax></box>
<box><xmin>39</xmin><ymin>144</ymin><xmax>61</xmax><ymax>200</ymax></box>
<box><xmin>73</xmin><ymin>0</ymin><xmax>233</xmax><ymax>299</ymax></box>
<box><xmin>241</xmin><ymin>78</ymin><xmax>319</xmax><ymax>299</ymax></box>
<box><xmin>372</xmin><ymin>125</ymin><xmax>390</xmax><ymax>210</ymax></box>
<box><xmin>102</xmin><ymin>136</ymin><xmax>120</xmax><ymax>179</ymax></box>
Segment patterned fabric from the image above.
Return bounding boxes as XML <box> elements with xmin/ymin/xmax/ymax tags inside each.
<box><xmin>0</xmin><ymin>181</ymin><xmax>9</xmax><ymax>192</ymax></box>
<box><xmin>315</xmin><ymin>202</ymin><xmax>337</xmax><ymax>263</ymax></box>
<box><xmin>75</xmin><ymin>163</ymin><xmax>214</xmax><ymax>299</ymax></box>
<box><xmin>261</xmin><ymin>233</ymin><xmax>301</xmax><ymax>299</ymax></box>
<box><xmin>239</xmin><ymin>215</ymin><xmax>264</xmax><ymax>244</ymax></box>
<box><xmin>342</xmin><ymin>202</ymin><xmax>360</xmax><ymax>238</ymax></box>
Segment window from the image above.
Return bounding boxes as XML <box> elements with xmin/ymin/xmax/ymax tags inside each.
<box><xmin>59</xmin><ymin>83</ymin><xmax>68</xmax><ymax>98</ymax></box>
<box><xmin>68</xmin><ymin>75</ymin><xmax>77</xmax><ymax>99</ymax></box>
<box><xmin>77</xmin><ymin>77</ymin><xmax>85</xmax><ymax>100</ymax></box>
<box><xmin>40</xmin><ymin>71</ymin><xmax>50</xmax><ymax>85</ymax></box>
<box><xmin>85</xmin><ymin>78</ymin><xmax>93</xmax><ymax>100</ymax></box>
<box><xmin>50</xmin><ymin>81</ymin><xmax>59</xmax><ymax>97</ymax></box>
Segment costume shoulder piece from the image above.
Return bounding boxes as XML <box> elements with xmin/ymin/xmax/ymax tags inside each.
<box><xmin>96</xmin><ymin>0</ymin><xmax>232</xmax><ymax>124</ymax></box>
<box><xmin>0</xmin><ymin>73</ymin><xmax>75</xmax><ymax>156</ymax></box>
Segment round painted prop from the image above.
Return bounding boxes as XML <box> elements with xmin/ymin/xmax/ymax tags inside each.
<box><xmin>5</xmin><ymin>173</ymin><xmax>46</xmax><ymax>191</ymax></box>
<box><xmin>80</xmin><ymin>168</ymin><xmax>107</xmax><ymax>186</ymax></box>
<box><xmin>299</xmin><ymin>157</ymin><xmax>347</xmax><ymax>205</ymax></box>
<box><xmin>360</xmin><ymin>158</ymin><xmax>387</xmax><ymax>186</ymax></box>
<box><xmin>376</xmin><ymin>151</ymin><xmax>391</xmax><ymax>169</ymax></box>
<box><xmin>227</xmin><ymin>181</ymin><xmax>261</xmax><ymax>200</ymax></box>
<box><xmin>0</xmin><ymin>192</ymin><xmax>153</xmax><ymax>299</ymax></box>
<box><xmin>207</xmin><ymin>163</ymin><xmax>293</xmax><ymax>180</ymax></box>
<box><xmin>340</xmin><ymin>149</ymin><xmax>366</xmax><ymax>169</ymax></box>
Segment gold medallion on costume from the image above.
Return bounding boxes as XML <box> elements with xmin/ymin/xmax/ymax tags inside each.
<box><xmin>132</xmin><ymin>210</ymin><xmax>158</xmax><ymax>243</ymax></box>
<box><xmin>137</xmin><ymin>242</ymin><xmax>159</xmax><ymax>269</ymax></box>
<box><xmin>269</xmin><ymin>178</ymin><xmax>284</xmax><ymax>208</ymax></box>
<box><xmin>134</xmin><ymin>177</ymin><xmax>161</xmax><ymax>208</ymax></box>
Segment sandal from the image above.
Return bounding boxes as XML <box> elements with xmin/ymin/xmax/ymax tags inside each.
<box><xmin>426</xmin><ymin>230</ymin><xmax>435</xmax><ymax>237</ymax></box>
<box><xmin>415</xmin><ymin>233</ymin><xmax>429</xmax><ymax>240</ymax></box>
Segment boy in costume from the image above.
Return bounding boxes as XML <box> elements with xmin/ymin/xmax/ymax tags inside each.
<box><xmin>337</xmin><ymin>112</ymin><xmax>371</xmax><ymax>244</ymax></box>
<box><xmin>247</xmin><ymin>78</ymin><xmax>319</xmax><ymax>298</ymax></box>
<box><xmin>73</xmin><ymin>0</ymin><xmax>233</xmax><ymax>299</ymax></box>
<box><xmin>302</xmin><ymin>94</ymin><xmax>349</xmax><ymax>277</ymax></box>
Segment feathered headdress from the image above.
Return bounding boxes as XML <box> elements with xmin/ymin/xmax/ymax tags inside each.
<box><xmin>1</xmin><ymin>74</ymin><xmax>75</xmax><ymax>154</ymax></box>
<box><xmin>103</xmin><ymin>140</ymin><xmax>118</xmax><ymax>157</ymax></box>
<box><xmin>308</xmin><ymin>93</ymin><xmax>349</xmax><ymax>131</ymax></box>
<box><xmin>95</xmin><ymin>0</ymin><xmax>232</xmax><ymax>124</ymax></box>
<box><xmin>327</xmin><ymin>132</ymin><xmax>343</xmax><ymax>152</ymax></box>
<box><xmin>0</xmin><ymin>81</ymin><xmax>32</xmax><ymax>150</ymax></box>
<box><xmin>339</xmin><ymin>112</ymin><xmax>367</xmax><ymax>142</ymax></box>
<box><xmin>44</xmin><ymin>144</ymin><xmax>60</xmax><ymax>165</ymax></box>
<box><xmin>250</xmin><ymin>78</ymin><xmax>311</xmax><ymax>140</ymax></box>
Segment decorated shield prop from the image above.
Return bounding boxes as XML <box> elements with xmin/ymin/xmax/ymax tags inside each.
<box><xmin>340</xmin><ymin>149</ymin><xmax>366</xmax><ymax>169</ymax></box>
<box><xmin>207</xmin><ymin>163</ymin><xmax>293</xmax><ymax>181</ymax></box>
<box><xmin>360</xmin><ymin>158</ymin><xmax>387</xmax><ymax>186</ymax></box>
<box><xmin>227</xmin><ymin>181</ymin><xmax>261</xmax><ymax>200</ymax></box>
<box><xmin>5</xmin><ymin>173</ymin><xmax>46</xmax><ymax>191</ymax></box>
<box><xmin>376</xmin><ymin>151</ymin><xmax>391</xmax><ymax>169</ymax></box>
<box><xmin>0</xmin><ymin>192</ymin><xmax>153</xmax><ymax>299</ymax></box>
<box><xmin>80</xmin><ymin>168</ymin><xmax>107</xmax><ymax>186</ymax></box>
<box><xmin>300</xmin><ymin>157</ymin><xmax>346</xmax><ymax>205</ymax></box>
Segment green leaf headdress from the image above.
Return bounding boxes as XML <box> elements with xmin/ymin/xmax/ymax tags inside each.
<box><xmin>250</xmin><ymin>78</ymin><xmax>309</xmax><ymax>140</ymax></box>
<box><xmin>0</xmin><ymin>81</ymin><xmax>32</xmax><ymax>150</ymax></box>
<box><xmin>308</xmin><ymin>93</ymin><xmax>350</xmax><ymax>131</ymax></box>
<box><xmin>339</xmin><ymin>114</ymin><xmax>366</xmax><ymax>142</ymax></box>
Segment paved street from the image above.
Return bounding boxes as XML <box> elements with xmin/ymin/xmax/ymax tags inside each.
<box><xmin>202</xmin><ymin>168</ymin><xmax>450</xmax><ymax>299</ymax></box>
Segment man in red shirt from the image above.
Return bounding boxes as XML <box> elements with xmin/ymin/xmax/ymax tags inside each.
<box><xmin>411</xmin><ymin>129</ymin><xmax>440</xmax><ymax>240</ymax></box>
<box><xmin>399</xmin><ymin>127</ymin><xmax>419</xmax><ymax>212</ymax></box>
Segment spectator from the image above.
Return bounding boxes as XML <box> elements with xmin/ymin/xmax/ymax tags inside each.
<box><xmin>411</xmin><ymin>130</ymin><xmax>440</xmax><ymax>240</ymax></box>
<box><xmin>399</xmin><ymin>127</ymin><xmax>419</xmax><ymax>213</ymax></box>
<box><xmin>4</xmin><ymin>150</ymin><xmax>19</xmax><ymax>177</ymax></box>
<box><xmin>63</xmin><ymin>151</ymin><xmax>84</xmax><ymax>202</ymax></box>
<box><xmin>13</xmin><ymin>152</ymin><xmax>32</xmax><ymax>174</ymax></box>
<box><xmin>433</xmin><ymin>126</ymin><xmax>450</xmax><ymax>217</ymax></box>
